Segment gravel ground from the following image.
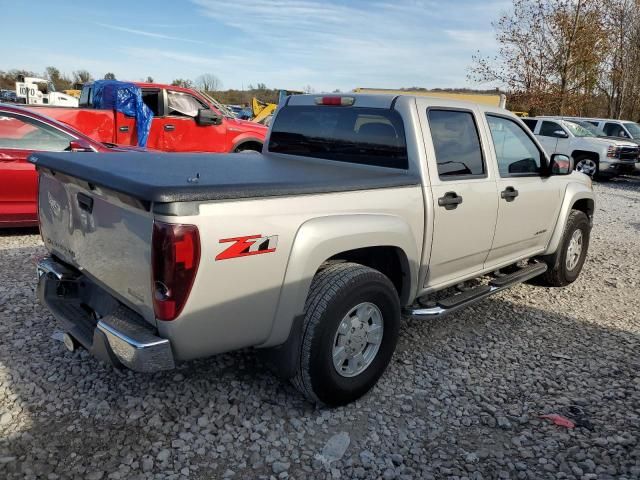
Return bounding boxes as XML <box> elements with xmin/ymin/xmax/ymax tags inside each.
<box><xmin>1</xmin><ymin>177</ymin><xmax>639</xmax><ymax>480</ymax></box>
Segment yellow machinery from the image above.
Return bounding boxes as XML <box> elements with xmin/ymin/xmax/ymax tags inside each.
<box><xmin>62</xmin><ymin>89</ymin><xmax>81</xmax><ymax>99</ymax></box>
<box><xmin>252</xmin><ymin>90</ymin><xmax>303</xmax><ymax>124</ymax></box>
<box><xmin>353</xmin><ymin>87</ymin><xmax>507</xmax><ymax>108</ymax></box>
<box><xmin>251</xmin><ymin>97</ymin><xmax>277</xmax><ymax>124</ymax></box>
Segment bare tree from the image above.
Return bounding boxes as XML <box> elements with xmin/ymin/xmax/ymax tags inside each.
<box><xmin>46</xmin><ymin>66</ymin><xmax>72</xmax><ymax>90</ymax></box>
<box><xmin>171</xmin><ymin>78</ymin><xmax>194</xmax><ymax>88</ymax></box>
<box><xmin>469</xmin><ymin>0</ymin><xmax>607</xmax><ymax>115</ymax></box>
<box><xmin>195</xmin><ymin>73</ymin><xmax>222</xmax><ymax>92</ymax></box>
<box><xmin>73</xmin><ymin>70</ymin><xmax>93</xmax><ymax>84</ymax></box>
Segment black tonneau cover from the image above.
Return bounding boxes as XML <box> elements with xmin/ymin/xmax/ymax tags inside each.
<box><xmin>29</xmin><ymin>152</ymin><xmax>420</xmax><ymax>203</ymax></box>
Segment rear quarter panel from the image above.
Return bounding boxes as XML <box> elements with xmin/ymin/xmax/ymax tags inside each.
<box><xmin>157</xmin><ymin>185</ymin><xmax>424</xmax><ymax>361</ymax></box>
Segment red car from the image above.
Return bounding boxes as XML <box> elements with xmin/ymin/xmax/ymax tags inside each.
<box><xmin>0</xmin><ymin>103</ymin><xmax>138</xmax><ymax>228</ymax></box>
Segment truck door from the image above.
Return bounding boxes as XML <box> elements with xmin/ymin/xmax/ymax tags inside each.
<box><xmin>483</xmin><ymin>114</ymin><xmax>563</xmax><ymax>265</ymax></box>
<box><xmin>114</xmin><ymin>112</ymin><xmax>136</xmax><ymax>146</ymax></box>
<box><xmin>420</xmin><ymin>106</ymin><xmax>499</xmax><ymax>288</ymax></box>
<box><xmin>163</xmin><ymin>90</ymin><xmax>228</xmax><ymax>152</ymax></box>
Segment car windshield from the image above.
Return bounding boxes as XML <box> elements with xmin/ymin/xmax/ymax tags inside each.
<box><xmin>563</xmin><ymin>121</ymin><xmax>594</xmax><ymax>137</ymax></box>
<box><xmin>623</xmin><ymin>122</ymin><xmax>640</xmax><ymax>138</ymax></box>
<box><xmin>573</xmin><ymin>121</ymin><xmax>604</xmax><ymax>137</ymax></box>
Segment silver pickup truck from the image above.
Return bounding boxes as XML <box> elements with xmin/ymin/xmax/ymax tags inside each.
<box><xmin>32</xmin><ymin>94</ymin><xmax>595</xmax><ymax>406</ymax></box>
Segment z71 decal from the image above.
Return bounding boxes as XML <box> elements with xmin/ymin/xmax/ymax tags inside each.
<box><xmin>215</xmin><ymin>235</ymin><xmax>278</xmax><ymax>261</ymax></box>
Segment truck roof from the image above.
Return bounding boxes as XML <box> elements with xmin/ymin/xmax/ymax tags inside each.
<box><xmin>287</xmin><ymin>93</ymin><xmax>510</xmax><ymax>114</ymax></box>
<box><xmin>84</xmin><ymin>81</ymin><xmax>199</xmax><ymax>96</ymax></box>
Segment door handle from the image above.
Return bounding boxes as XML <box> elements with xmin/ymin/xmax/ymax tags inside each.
<box><xmin>438</xmin><ymin>191</ymin><xmax>463</xmax><ymax>210</ymax></box>
<box><xmin>118</xmin><ymin>126</ymin><xmax>129</xmax><ymax>132</ymax></box>
<box><xmin>500</xmin><ymin>186</ymin><xmax>519</xmax><ymax>202</ymax></box>
<box><xmin>77</xmin><ymin>192</ymin><xmax>93</xmax><ymax>213</ymax></box>
<box><xmin>164</xmin><ymin>124</ymin><xmax>175</xmax><ymax>132</ymax></box>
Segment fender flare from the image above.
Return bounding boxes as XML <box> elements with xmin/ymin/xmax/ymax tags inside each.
<box><xmin>544</xmin><ymin>180</ymin><xmax>595</xmax><ymax>256</ymax></box>
<box><xmin>259</xmin><ymin>214</ymin><xmax>420</xmax><ymax>348</ymax></box>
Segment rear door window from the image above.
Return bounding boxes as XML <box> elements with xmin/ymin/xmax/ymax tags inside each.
<box><xmin>0</xmin><ymin>113</ymin><xmax>73</xmax><ymax>151</ymax></box>
<box><xmin>539</xmin><ymin>121</ymin><xmax>563</xmax><ymax>137</ymax></box>
<box><xmin>79</xmin><ymin>86</ymin><xmax>92</xmax><ymax>107</ymax></box>
<box><xmin>522</xmin><ymin>119</ymin><xmax>538</xmax><ymax>132</ymax></box>
<box><xmin>268</xmin><ymin>106</ymin><xmax>408</xmax><ymax>169</ymax></box>
<box><xmin>427</xmin><ymin>109</ymin><xmax>485</xmax><ymax>178</ymax></box>
<box><xmin>141</xmin><ymin>89</ymin><xmax>161</xmax><ymax>116</ymax></box>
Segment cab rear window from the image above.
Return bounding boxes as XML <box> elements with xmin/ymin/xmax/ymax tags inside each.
<box><xmin>268</xmin><ymin>106</ymin><xmax>408</xmax><ymax>169</ymax></box>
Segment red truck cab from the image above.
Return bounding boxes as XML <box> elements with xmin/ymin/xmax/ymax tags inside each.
<box><xmin>32</xmin><ymin>82</ymin><xmax>268</xmax><ymax>153</ymax></box>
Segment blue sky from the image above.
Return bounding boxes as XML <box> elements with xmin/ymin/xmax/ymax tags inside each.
<box><xmin>2</xmin><ymin>0</ymin><xmax>508</xmax><ymax>92</ymax></box>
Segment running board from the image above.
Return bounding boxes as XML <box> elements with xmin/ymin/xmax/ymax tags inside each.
<box><xmin>405</xmin><ymin>263</ymin><xmax>547</xmax><ymax>318</ymax></box>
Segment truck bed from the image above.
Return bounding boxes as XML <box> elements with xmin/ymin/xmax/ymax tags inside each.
<box><xmin>29</xmin><ymin>152</ymin><xmax>420</xmax><ymax>203</ymax></box>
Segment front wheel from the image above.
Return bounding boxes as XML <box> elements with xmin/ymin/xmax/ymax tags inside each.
<box><xmin>292</xmin><ymin>262</ymin><xmax>400</xmax><ymax>406</ymax></box>
<box><xmin>573</xmin><ymin>155</ymin><xmax>598</xmax><ymax>178</ymax></box>
<box><xmin>539</xmin><ymin>210</ymin><xmax>591</xmax><ymax>287</ymax></box>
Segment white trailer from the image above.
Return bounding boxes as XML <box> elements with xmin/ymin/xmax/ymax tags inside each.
<box><xmin>15</xmin><ymin>77</ymin><xmax>79</xmax><ymax>107</ymax></box>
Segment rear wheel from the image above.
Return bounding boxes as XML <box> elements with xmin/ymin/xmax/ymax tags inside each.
<box><xmin>233</xmin><ymin>142</ymin><xmax>262</xmax><ymax>153</ymax></box>
<box><xmin>292</xmin><ymin>262</ymin><xmax>400</xmax><ymax>406</ymax></box>
<box><xmin>539</xmin><ymin>210</ymin><xmax>590</xmax><ymax>287</ymax></box>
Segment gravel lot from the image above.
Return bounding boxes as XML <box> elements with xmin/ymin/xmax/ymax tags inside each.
<box><xmin>1</xmin><ymin>177</ymin><xmax>639</xmax><ymax>480</ymax></box>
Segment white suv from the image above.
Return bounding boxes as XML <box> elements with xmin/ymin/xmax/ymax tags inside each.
<box><xmin>522</xmin><ymin>117</ymin><xmax>638</xmax><ymax>178</ymax></box>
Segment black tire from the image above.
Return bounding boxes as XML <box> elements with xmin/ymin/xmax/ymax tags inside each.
<box><xmin>292</xmin><ymin>262</ymin><xmax>400</xmax><ymax>406</ymax></box>
<box><xmin>573</xmin><ymin>155</ymin><xmax>599</xmax><ymax>178</ymax></box>
<box><xmin>233</xmin><ymin>144</ymin><xmax>262</xmax><ymax>153</ymax></box>
<box><xmin>539</xmin><ymin>210</ymin><xmax>590</xmax><ymax>287</ymax></box>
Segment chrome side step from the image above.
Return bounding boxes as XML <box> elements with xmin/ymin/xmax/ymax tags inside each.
<box><xmin>405</xmin><ymin>263</ymin><xmax>547</xmax><ymax>318</ymax></box>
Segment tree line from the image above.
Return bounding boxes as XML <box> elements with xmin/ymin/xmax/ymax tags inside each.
<box><xmin>0</xmin><ymin>67</ymin><xmax>285</xmax><ymax>105</ymax></box>
<box><xmin>470</xmin><ymin>0</ymin><xmax>640</xmax><ymax>120</ymax></box>
<box><xmin>0</xmin><ymin>67</ymin><xmax>153</xmax><ymax>91</ymax></box>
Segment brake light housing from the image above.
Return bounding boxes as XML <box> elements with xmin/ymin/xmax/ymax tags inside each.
<box><xmin>151</xmin><ymin>221</ymin><xmax>200</xmax><ymax>321</ymax></box>
<box><xmin>314</xmin><ymin>96</ymin><xmax>355</xmax><ymax>106</ymax></box>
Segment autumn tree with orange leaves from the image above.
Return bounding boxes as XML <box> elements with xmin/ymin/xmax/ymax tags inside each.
<box><xmin>470</xmin><ymin>0</ymin><xmax>640</xmax><ymax>119</ymax></box>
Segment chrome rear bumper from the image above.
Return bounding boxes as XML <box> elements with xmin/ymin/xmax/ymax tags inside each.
<box><xmin>37</xmin><ymin>256</ymin><xmax>174</xmax><ymax>372</ymax></box>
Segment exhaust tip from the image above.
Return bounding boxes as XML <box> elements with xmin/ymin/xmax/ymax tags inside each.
<box><xmin>63</xmin><ymin>333</ymin><xmax>79</xmax><ymax>352</ymax></box>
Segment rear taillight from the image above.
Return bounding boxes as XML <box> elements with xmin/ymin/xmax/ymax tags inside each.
<box><xmin>151</xmin><ymin>221</ymin><xmax>200</xmax><ymax>321</ymax></box>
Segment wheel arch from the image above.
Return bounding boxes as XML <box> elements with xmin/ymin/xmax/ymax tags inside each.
<box><xmin>231</xmin><ymin>136</ymin><xmax>264</xmax><ymax>152</ymax></box>
<box><xmin>570</xmin><ymin>150</ymin><xmax>599</xmax><ymax>162</ymax></box>
<box><xmin>259</xmin><ymin>214</ymin><xmax>419</xmax><ymax>348</ymax></box>
<box><xmin>543</xmin><ymin>183</ymin><xmax>595</xmax><ymax>256</ymax></box>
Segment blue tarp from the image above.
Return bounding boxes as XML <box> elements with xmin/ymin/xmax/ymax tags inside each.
<box><xmin>90</xmin><ymin>80</ymin><xmax>153</xmax><ymax>148</ymax></box>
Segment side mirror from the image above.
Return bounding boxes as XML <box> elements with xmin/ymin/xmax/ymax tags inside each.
<box><xmin>549</xmin><ymin>153</ymin><xmax>573</xmax><ymax>175</ymax></box>
<box><xmin>68</xmin><ymin>139</ymin><xmax>94</xmax><ymax>152</ymax></box>
<box><xmin>553</xmin><ymin>129</ymin><xmax>569</xmax><ymax>138</ymax></box>
<box><xmin>196</xmin><ymin>109</ymin><xmax>222</xmax><ymax>126</ymax></box>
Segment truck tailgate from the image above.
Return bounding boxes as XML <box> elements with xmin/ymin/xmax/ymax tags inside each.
<box><xmin>37</xmin><ymin>169</ymin><xmax>156</xmax><ymax>325</ymax></box>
